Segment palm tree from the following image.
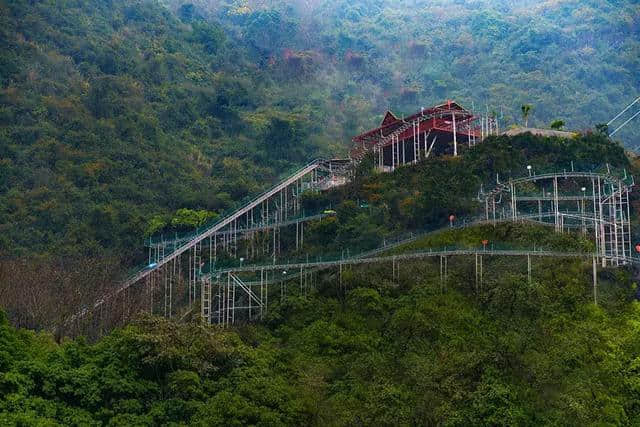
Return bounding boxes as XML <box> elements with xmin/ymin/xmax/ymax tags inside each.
<box><xmin>521</xmin><ymin>104</ymin><xmax>532</xmax><ymax>127</ymax></box>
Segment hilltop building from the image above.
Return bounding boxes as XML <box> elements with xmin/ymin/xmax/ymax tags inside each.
<box><xmin>352</xmin><ymin>101</ymin><xmax>495</xmax><ymax>172</ymax></box>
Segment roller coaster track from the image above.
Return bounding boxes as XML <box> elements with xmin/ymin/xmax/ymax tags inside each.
<box><xmin>147</xmin><ymin>211</ymin><xmax>331</xmax><ymax>249</ymax></box>
<box><xmin>214</xmin><ymin>249</ymin><xmax>598</xmax><ymax>275</ymax></box>
<box><xmin>63</xmin><ymin>165</ymin><xmax>637</xmax><ymax>331</ymax></box>
<box><xmin>120</xmin><ymin>159</ymin><xmax>328</xmax><ymax>289</ymax></box>
<box><xmin>206</xmin><ymin>246</ymin><xmax>628</xmax><ymax>325</ymax></box>
<box><xmin>480</xmin><ymin>168</ymin><xmax>634</xmax><ymax>266</ymax></box>
<box><xmin>203</xmin><ymin>215</ymin><xmax>566</xmax><ymax>286</ymax></box>
<box><xmin>62</xmin><ymin>158</ymin><xmax>349</xmax><ymax>327</ymax></box>
<box><xmin>482</xmin><ymin>170</ymin><xmax>634</xmax><ymax>199</ymax></box>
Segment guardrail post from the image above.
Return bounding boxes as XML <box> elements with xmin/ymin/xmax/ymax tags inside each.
<box><xmin>475</xmin><ymin>252</ymin><xmax>478</xmax><ymax>293</ymax></box>
<box><xmin>592</xmin><ymin>256</ymin><xmax>598</xmax><ymax>305</ymax></box>
<box><xmin>439</xmin><ymin>255</ymin><xmax>443</xmax><ymax>292</ymax></box>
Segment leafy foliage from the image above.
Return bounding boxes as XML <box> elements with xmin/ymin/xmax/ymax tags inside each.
<box><xmin>1</xmin><ymin>2</ymin><xmax>640</xmax><ymax>423</ymax></box>
<box><xmin>0</xmin><ymin>0</ymin><xmax>327</xmax><ymax>259</ymax></box>
<box><xmin>1</xmin><ymin>0</ymin><xmax>638</xmax><ymax>260</ymax></box>
<box><xmin>1</xmin><ymin>236</ymin><xmax>639</xmax><ymax>425</ymax></box>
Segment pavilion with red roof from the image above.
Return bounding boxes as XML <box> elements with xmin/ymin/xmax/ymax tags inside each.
<box><xmin>351</xmin><ymin>100</ymin><xmax>487</xmax><ymax>171</ymax></box>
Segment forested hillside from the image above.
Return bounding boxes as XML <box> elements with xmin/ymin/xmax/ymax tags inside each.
<box><xmin>1</xmin><ymin>0</ymin><xmax>638</xmax><ymax>259</ymax></box>
<box><xmin>0</xmin><ymin>0</ymin><xmax>334</xmax><ymax>258</ymax></box>
<box><xmin>168</xmin><ymin>0</ymin><xmax>640</xmax><ymax>138</ymax></box>
<box><xmin>2</xmin><ymin>1</ymin><xmax>640</xmax><ymax>424</ymax></box>
<box><xmin>2</xmin><ymin>221</ymin><xmax>640</xmax><ymax>425</ymax></box>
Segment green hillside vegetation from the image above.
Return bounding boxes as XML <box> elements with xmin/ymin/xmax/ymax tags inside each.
<box><xmin>2</xmin><ymin>128</ymin><xmax>639</xmax><ymax>423</ymax></box>
<box><xmin>0</xmin><ymin>0</ymin><xmax>330</xmax><ymax>259</ymax></box>
<box><xmin>1</xmin><ymin>0</ymin><xmax>639</xmax><ymax>260</ymax></box>
<box><xmin>2</xmin><ymin>1</ymin><xmax>640</xmax><ymax>423</ymax></box>
<box><xmin>298</xmin><ymin>131</ymin><xmax>636</xmax><ymax>259</ymax></box>
<box><xmin>388</xmin><ymin>222</ymin><xmax>595</xmax><ymax>255</ymax></box>
<box><xmin>1</xmin><ymin>222</ymin><xmax>639</xmax><ymax>424</ymax></box>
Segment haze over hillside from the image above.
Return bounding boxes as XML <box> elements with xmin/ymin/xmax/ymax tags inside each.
<box><xmin>165</xmin><ymin>0</ymin><xmax>640</xmax><ymax>139</ymax></box>
<box><xmin>2</xmin><ymin>1</ymin><xmax>640</xmax><ymax>425</ymax></box>
<box><xmin>1</xmin><ymin>0</ymin><xmax>638</xmax><ymax>258</ymax></box>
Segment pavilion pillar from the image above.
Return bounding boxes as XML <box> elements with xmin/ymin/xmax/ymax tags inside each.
<box><xmin>413</xmin><ymin>121</ymin><xmax>418</xmax><ymax>163</ymax></box>
<box><xmin>423</xmin><ymin>131</ymin><xmax>427</xmax><ymax>155</ymax></box>
<box><xmin>452</xmin><ymin>110</ymin><xmax>458</xmax><ymax>156</ymax></box>
<box><xmin>391</xmin><ymin>137</ymin><xmax>395</xmax><ymax>171</ymax></box>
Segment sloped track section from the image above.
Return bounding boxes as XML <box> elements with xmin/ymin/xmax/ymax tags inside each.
<box><xmin>64</xmin><ymin>158</ymin><xmax>351</xmax><ymax>327</ymax></box>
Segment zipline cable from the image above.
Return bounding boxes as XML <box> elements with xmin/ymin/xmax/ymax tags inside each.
<box><xmin>607</xmin><ymin>96</ymin><xmax>640</xmax><ymax>126</ymax></box>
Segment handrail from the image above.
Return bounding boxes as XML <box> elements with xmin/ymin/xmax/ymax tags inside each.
<box><xmin>481</xmin><ymin>169</ymin><xmax>633</xmax><ymax>200</ymax></box>
<box><xmin>90</xmin><ymin>159</ymin><xmax>327</xmax><ymax>306</ymax></box>
<box><xmin>146</xmin><ymin>211</ymin><xmax>330</xmax><ymax>248</ymax></box>
<box><xmin>212</xmin><ymin>249</ymin><xmax>597</xmax><ymax>274</ymax></box>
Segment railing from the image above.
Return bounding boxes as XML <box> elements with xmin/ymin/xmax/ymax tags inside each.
<box><xmin>120</xmin><ymin>159</ymin><xmax>327</xmax><ymax>285</ymax></box>
<box><xmin>146</xmin><ymin>210</ymin><xmax>331</xmax><ymax>248</ymax></box>
<box><xmin>213</xmin><ymin>248</ymin><xmax>597</xmax><ymax>275</ymax></box>
<box><xmin>480</xmin><ymin>164</ymin><xmax>634</xmax><ymax>199</ymax></box>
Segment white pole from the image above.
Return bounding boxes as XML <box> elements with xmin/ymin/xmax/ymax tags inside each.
<box><xmin>413</xmin><ymin>121</ymin><xmax>418</xmax><ymax>163</ymax></box>
<box><xmin>423</xmin><ymin>131</ymin><xmax>427</xmax><ymax>154</ymax></box>
<box><xmin>452</xmin><ymin>110</ymin><xmax>457</xmax><ymax>156</ymax></box>
<box><xmin>391</xmin><ymin>137</ymin><xmax>395</xmax><ymax>171</ymax></box>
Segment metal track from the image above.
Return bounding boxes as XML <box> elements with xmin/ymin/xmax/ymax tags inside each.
<box><xmin>214</xmin><ymin>249</ymin><xmax>597</xmax><ymax>274</ymax></box>
<box><xmin>120</xmin><ymin>160</ymin><xmax>325</xmax><ymax>288</ymax></box>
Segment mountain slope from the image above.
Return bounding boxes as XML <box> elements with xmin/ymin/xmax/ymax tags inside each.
<box><xmin>0</xmin><ymin>0</ymin><xmax>327</xmax><ymax>257</ymax></box>
<box><xmin>1</xmin><ymin>0</ymin><xmax>638</xmax><ymax>259</ymax></box>
<box><xmin>1</xmin><ymin>225</ymin><xmax>639</xmax><ymax>425</ymax></box>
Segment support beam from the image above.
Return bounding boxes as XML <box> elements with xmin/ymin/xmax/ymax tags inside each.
<box><xmin>452</xmin><ymin>110</ymin><xmax>457</xmax><ymax>156</ymax></box>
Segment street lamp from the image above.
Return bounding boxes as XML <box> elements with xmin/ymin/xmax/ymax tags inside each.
<box><xmin>239</xmin><ymin>257</ymin><xmax>244</xmax><ymax>267</ymax></box>
<box><xmin>527</xmin><ymin>165</ymin><xmax>532</xmax><ymax>177</ymax></box>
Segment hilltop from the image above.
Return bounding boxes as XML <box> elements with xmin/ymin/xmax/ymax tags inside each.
<box><xmin>2</xmin><ymin>127</ymin><xmax>640</xmax><ymax>425</ymax></box>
